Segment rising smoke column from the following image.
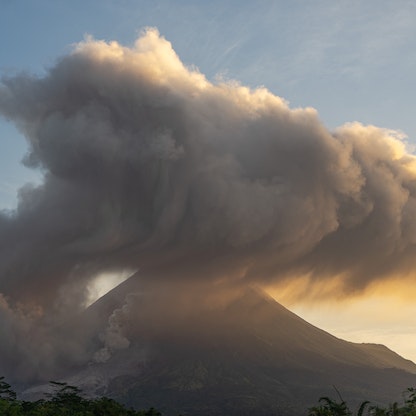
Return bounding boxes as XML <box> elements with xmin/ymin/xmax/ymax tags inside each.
<box><xmin>1</xmin><ymin>28</ymin><xmax>416</xmax><ymax>379</ymax></box>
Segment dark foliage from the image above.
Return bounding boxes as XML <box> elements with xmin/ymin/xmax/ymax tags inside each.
<box><xmin>308</xmin><ymin>387</ymin><xmax>416</xmax><ymax>416</ymax></box>
<box><xmin>0</xmin><ymin>378</ymin><xmax>162</xmax><ymax>416</ymax></box>
<box><xmin>2</xmin><ymin>376</ymin><xmax>416</xmax><ymax>416</ymax></box>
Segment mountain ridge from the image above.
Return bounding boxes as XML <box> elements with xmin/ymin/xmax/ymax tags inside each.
<box><xmin>22</xmin><ymin>276</ymin><xmax>416</xmax><ymax>415</ymax></box>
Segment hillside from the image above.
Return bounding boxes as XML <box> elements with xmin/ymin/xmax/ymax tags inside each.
<box><xmin>38</xmin><ymin>277</ymin><xmax>416</xmax><ymax>416</ymax></box>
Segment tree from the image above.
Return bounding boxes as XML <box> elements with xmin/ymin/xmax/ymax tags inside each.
<box><xmin>0</xmin><ymin>376</ymin><xmax>17</xmax><ymax>401</ymax></box>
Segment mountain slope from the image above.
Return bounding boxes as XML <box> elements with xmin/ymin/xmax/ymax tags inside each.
<box><xmin>50</xmin><ymin>279</ymin><xmax>416</xmax><ymax>415</ymax></box>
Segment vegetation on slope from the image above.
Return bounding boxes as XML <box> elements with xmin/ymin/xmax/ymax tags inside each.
<box><xmin>308</xmin><ymin>387</ymin><xmax>416</xmax><ymax>416</ymax></box>
<box><xmin>2</xmin><ymin>375</ymin><xmax>416</xmax><ymax>416</ymax></box>
<box><xmin>0</xmin><ymin>377</ymin><xmax>161</xmax><ymax>416</ymax></box>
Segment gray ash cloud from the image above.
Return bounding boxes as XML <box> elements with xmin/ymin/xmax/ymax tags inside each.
<box><xmin>0</xmin><ymin>28</ymin><xmax>416</xmax><ymax>381</ymax></box>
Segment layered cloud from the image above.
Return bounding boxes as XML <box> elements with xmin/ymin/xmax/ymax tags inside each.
<box><xmin>1</xmin><ymin>28</ymin><xmax>416</xmax><ymax>379</ymax></box>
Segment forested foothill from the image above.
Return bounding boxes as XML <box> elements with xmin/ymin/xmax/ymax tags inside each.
<box><xmin>308</xmin><ymin>387</ymin><xmax>416</xmax><ymax>416</ymax></box>
<box><xmin>0</xmin><ymin>377</ymin><xmax>161</xmax><ymax>416</ymax></box>
<box><xmin>2</xmin><ymin>376</ymin><xmax>416</xmax><ymax>416</ymax></box>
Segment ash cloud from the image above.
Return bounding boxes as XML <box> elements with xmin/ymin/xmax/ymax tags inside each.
<box><xmin>1</xmin><ymin>28</ymin><xmax>416</xmax><ymax>380</ymax></box>
<box><xmin>93</xmin><ymin>294</ymin><xmax>134</xmax><ymax>363</ymax></box>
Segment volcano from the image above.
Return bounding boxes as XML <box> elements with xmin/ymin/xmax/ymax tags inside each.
<box><xmin>29</xmin><ymin>275</ymin><xmax>416</xmax><ymax>416</ymax></box>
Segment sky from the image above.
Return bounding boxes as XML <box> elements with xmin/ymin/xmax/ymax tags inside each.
<box><xmin>1</xmin><ymin>0</ymin><xmax>416</xmax><ymax>365</ymax></box>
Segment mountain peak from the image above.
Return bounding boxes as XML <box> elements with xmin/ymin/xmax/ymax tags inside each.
<box><xmin>46</xmin><ymin>277</ymin><xmax>416</xmax><ymax>415</ymax></box>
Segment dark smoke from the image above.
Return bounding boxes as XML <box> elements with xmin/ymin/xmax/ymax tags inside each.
<box><xmin>1</xmin><ymin>28</ymin><xmax>416</xmax><ymax>380</ymax></box>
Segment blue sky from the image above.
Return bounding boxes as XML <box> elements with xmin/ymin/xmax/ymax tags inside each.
<box><xmin>1</xmin><ymin>0</ymin><xmax>416</xmax><ymax>360</ymax></box>
<box><xmin>1</xmin><ymin>1</ymin><xmax>416</xmax><ymax>209</ymax></box>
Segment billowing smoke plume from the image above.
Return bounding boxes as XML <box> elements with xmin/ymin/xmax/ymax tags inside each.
<box><xmin>1</xmin><ymin>28</ymin><xmax>416</xmax><ymax>380</ymax></box>
<box><xmin>93</xmin><ymin>294</ymin><xmax>134</xmax><ymax>363</ymax></box>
